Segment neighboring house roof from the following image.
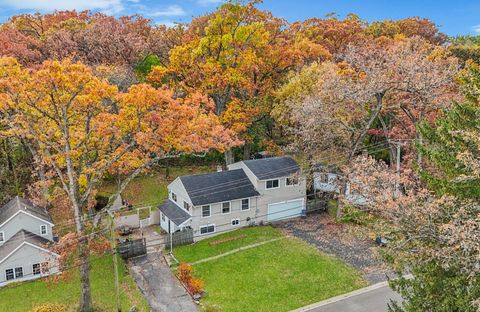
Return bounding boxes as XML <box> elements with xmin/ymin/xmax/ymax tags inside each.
<box><xmin>0</xmin><ymin>196</ymin><xmax>53</xmax><ymax>227</ymax></box>
<box><xmin>159</xmin><ymin>200</ymin><xmax>191</xmax><ymax>226</ymax></box>
<box><xmin>242</xmin><ymin>156</ymin><xmax>300</xmax><ymax>180</ymax></box>
<box><xmin>0</xmin><ymin>229</ymin><xmax>53</xmax><ymax>263</ymax></box>
<box><xmin>179</xmin><ymin>169</ymin><xmax>260</xmax><ymax>206</ymax></box>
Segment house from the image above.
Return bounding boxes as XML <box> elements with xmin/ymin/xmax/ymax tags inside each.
<box><xmin>313</xmin><ymin>165</ymin><xmax>367</xmax><ymax>206</ymax></box>
<box><xmin>159</xmin><ymin>156</ymin><xmax>306</xmax><ymax>239</ymax></box>
<box><xmin>0</xmin><ymin>196</ymin><xmax>59</xmax><ymax>286</ymax></box>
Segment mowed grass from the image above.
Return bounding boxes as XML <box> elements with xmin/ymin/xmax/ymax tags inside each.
<box><xmin>100</xmin><ymin>166</ymin><xmax>211</xmax><ymax>206</ymax></box>
<box><xmin>174</xmin><ymin>227</ymin><xmax>367</xmax><ymax>312</ymax></box>
<box><xmin>174</xmin><ymin>226</ymin><xmax>283</xmax><ymax>263</ymax></box>
<box><xmin>0</xmin><ymin>255</ymin><xmax>149</xmax><ymax>312</ymax></box>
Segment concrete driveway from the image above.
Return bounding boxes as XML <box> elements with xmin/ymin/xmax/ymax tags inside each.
<box><xmin>292</xmin><ymin>282</ymin><xmax>402</xmax><ymax>312</ymax></box>
<box><xmin>129</xmin><ymin>252</ymin><xmax>198</xmax><ymax>312</ymax></box>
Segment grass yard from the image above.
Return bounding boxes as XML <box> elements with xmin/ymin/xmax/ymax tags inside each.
<box><xmin>100</xmin><ymin>166</ymin><xmax>211</xmax><ymax>206</ymax></box>
<box><xmin>174</xmin><ymin>226</ymin><xmax>367</xmax><ymax>312</ymax></box>
<box><xmin>0</xmin><ymin>255</ymin><xmax>149</xmax><ymax>312</ymax></box>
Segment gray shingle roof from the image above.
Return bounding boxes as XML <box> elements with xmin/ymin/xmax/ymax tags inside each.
<box><xmin>180</xmin><ymin>169</ymin><xmax>260</xmax><ymax>206</ymax></box>
<box><xmin>0</xmin><ymin>196</ymin><xmax>52</xmax><ymax>226</ymax></box>
<box><xmin>158</xmin><ymin>200</ymin><xmax>191</xmax><ymax>226</ymax></box>
<box><xmin>243</xmin><ymin>156</ymin><xmax>300</xmax><ymax>180</ymax></box>
<box><xmin>0</xmin><ymin>230</ymin><xmax>52</xmax><ymax>262</ymax></box>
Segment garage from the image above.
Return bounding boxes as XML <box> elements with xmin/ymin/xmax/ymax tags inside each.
<box><xmin>267</xmin><ymin>198</ymin><xmax>305</xmax><ymax>222</ymax></box>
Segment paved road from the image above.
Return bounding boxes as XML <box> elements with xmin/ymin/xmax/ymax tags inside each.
<box><xmin>294</xmin><ymin>283</ymin><xmax>402</xmax><ymax>312</ymax></box>
<box><xmin>130</xmin><ymin>252</ymin><xmax>198</xmax><ymax>312</ymax></box>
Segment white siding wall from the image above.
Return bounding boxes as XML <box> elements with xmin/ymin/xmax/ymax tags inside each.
<box><xmin>0</xmin><ymin>213</ymin><xmax>53</xmax><ymax>245</ymax></box>
<box><xmin>0</xmin><ymin>244</ymin><xmax>59</xmax><ymax>286</ymax></box>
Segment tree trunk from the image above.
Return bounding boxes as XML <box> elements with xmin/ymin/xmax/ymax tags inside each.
<box><xmin>243</xmin><ymin>143</ymin><xmax>251</xmax><ymax>160</ymax></box>
<box><xmin>348</xmin><ymin>93</ymin><xmax>384</xmax><ymax>160</ymax></box>
<box><xmin>224</xmin><ymin>149</ymin><xmax>234</xmax><ymax>166</ymax></box>
<box><xmin>78</xmin><ymin>238</ymin><xmax>92</xmax><ymax>312</ymax></box>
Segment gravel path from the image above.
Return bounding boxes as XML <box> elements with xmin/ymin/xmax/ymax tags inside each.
<box><xmin>275</xmin><ymin>213</ymin><xmax>394</xmax><ymax>284</ymax></box>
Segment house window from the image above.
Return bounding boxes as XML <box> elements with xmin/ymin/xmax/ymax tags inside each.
<box><xmin>14</xmin><ymin>267</ymin><xmax>23</xmax><ymax>278</ymax></box>
<box><xmin>231</xmin><ymin>219</ymin><xmax>240</xmax><ymax>226</ymax></box>
<box><xmin>171</xmin><ymin>192</ymin><xmax>177</xmax><ymax>202</ymax></box>
<box><xmin>318</xmin><ymin>173</ymin><xmax>329</xmax><ymax>183</ymax></box>
<box><xmin>199</xmin><ymin>225</ymin><xmax>215</xmax><ymax>235</ymax></box>
<box><xmin>5</xmin><ymin>269</ymin><xmax>14</xmax><ymax>281</ymax></box>
<box><xmin>266</xmin><ymin>179</ymin><xmax>279</xmax><ymax>189</ymax></box>
<box><xmin>201</xmin><ymin>205</ymin><xmax>211</xmax><ymax>218</ymax></box>
<box><xmin>241</xmin><ymin>199</ymin><xmax>250</xmax><ymax>210</ymax></box>
<box><xmin>222</xmin><ymin>202</ymin><xmax>230</xmax><ymax>214</ymax></box>
<box><xmin>183</xmin><ymin>201</ymin><xmax>190</xmax><ymax>211</ymax></box>
<box><xmin>286</xmin><ymin>176</ymin><xmax>299</xmax><ymax>186</ymax></box>
<box><xmin>40</xmin><ymin>225</ymin><xmax>48</xmax><ymax>236</ymax></box>
<box><xmin>0</xmin><ymin>231</ymin><xmax>4</xmax><ymax>242</ymax></box>
<box><xmin>161</xmin><ymin>212</ymin><xmax>166</xmax><ymax>222</ymax></box>
<box><xmin>33</xmin><ymin>264</ymin><xmax>41</xmax><ymax>275</ymax></box>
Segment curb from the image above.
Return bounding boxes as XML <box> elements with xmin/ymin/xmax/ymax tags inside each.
<box><xmin>290</xmin><ymin>281</ymin><xmax>389</xmax><ymax>312</ymax></box>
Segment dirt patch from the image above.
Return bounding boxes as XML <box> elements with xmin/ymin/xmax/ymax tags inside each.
<box><xmin>209</xmin><ymin>234</ymin><xmax>247</xmax><ymax>245</ymax></box>
<box><xmin>275</xmin><ymin>213</ymin><xmax>394</xmax><ymax>284</ymax></box>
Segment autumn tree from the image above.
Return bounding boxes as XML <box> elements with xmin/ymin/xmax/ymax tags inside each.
<box><xmin>148</xmin><ymin>0</ymin><xmax>328</xmax><ymax>164</ymax></box>
<box><xmin>0</xmin><ymin>57</ymin><xmax>236</xmax><ymax>311</ymax></box>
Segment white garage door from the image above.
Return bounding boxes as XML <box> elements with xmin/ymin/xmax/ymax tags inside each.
<box><xmin>267</xmin><ymin>198</ymin><xmax>304</xmax><ymax>222</ymax></box>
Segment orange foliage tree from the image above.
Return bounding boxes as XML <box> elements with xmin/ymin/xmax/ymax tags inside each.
<box><xmin>0</xmin><ymin>57</ymin><xmax>236</xmax><ymax>311</ymax></box>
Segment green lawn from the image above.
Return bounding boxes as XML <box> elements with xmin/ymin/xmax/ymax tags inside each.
<box><xmin>0</xmin><ymin>255</ymin><xmax>149</xmax><ymax>312</ymax></box>
<box><xmin>100</xmin><ymin>166</ymin><xmax>211</xmax><ymax>206</ymax></box>
<box><xmin>174</xmin><ymin>226</ymin><xmax>283</xmax><ymax>263</ymax></box>
<box><xmin>174</xmin><ymin>227</ymin><xmax>367</xmax><ymax>312</ymax></box>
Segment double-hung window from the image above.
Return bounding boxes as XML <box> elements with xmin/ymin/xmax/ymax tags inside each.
<box><xmin>266</xmin><ymin>179</ymin><xmax>279</xmax><ymax>189</ymax></box>
<box><xmin>199</xmin><ymin>225</ymin><xmax>215</xmax><ymax>235</ymax></box>
<box><xmin>15</xmin><ymin>267</ymin><xmax>23</xmax><ymax>278</ymax></box>
<box><xmin>5</xmin><ymin>269</ymin><xmax>14</xmax><ymax>281</ymax></box>
<box><xmin>171</xmin><ymin>192</ymin><xmax>177</xmax><ymax>202</ymax></box>
<box><xmin>183</xmin><ymin>201</ymin><xmax>190</xmax><ymax>211</ymax></box>
<box><xmin>222</xmin><ymin>202</ymin><xmax>230</xmax><ymax>214</ymax></box>
<box><xmin>0</xmin><ymin>231</ymin><xmax>4</xmax><ymax>243</ymax></box>
<box><xmin>241</xmin><ymin>199</ymin><xmax>250</xmax><ymax>210</ymax></box>
<box><xmin>33</xmin><ymin>263</ymin><xmax>41</xmax><ymax>275</ymax></box>
<box><xmin>40</xmin><ymin>225</ymin><xmax>48</xmax><ymax>236</ymax></box>
<box><xmin>201</xmin><ymin>205</ymin><xmax>211</xmax><ymax>218</ymax></box>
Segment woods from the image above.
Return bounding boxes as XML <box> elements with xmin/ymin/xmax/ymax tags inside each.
<box><xmin>0</xmin><ymin>1</ymin><xmax>479</xmax><ymax>311</ymax></box>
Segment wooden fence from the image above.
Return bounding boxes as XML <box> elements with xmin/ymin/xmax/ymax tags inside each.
<box><xmin>165</xmin><ymin>228</ymin><xmax>194</xmax><ymax>247</ymax></box>
<box><xmin>118</xmin><ymin>238</ymin><xmax>147</xmax><ymax>259</ymax></box>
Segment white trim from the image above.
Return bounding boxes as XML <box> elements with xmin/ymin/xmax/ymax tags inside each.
<box><xmin>40</xmin><ymin>224</ymin><xmax>48</xmax><ymax>236</ymax></box>
<box><xmin>0</xmin><ymin>231</ymin><xmax>4</xmax><ymax>243</ymax></box>
<box><xmin>221</xmin><ymin>201</ymin><xmax>231</xmax><ymax>214</ymax></box>
<box><xmin>231</xmin><ymin>218</ymin><xmax>240</xmax><ymax>226</ymax></box>
<box><xmin>199</xmin><ymin>224</ymin><xmax>216</xmax><ymax>236</ymax></box>
<box><xmin>240</xmin><ymin>198</ymin><xmax>250</xmax><ymax>211</ymax></box>
<box><xmin>0</xmin><ymin>242</ymin><xmax>59</xmax><ymax>265</ymax></box>
<box><xmin>201</xmin><ymin>205</ymin><xmax>211</xmax><ymax>218</ymax></box>
<box><xmin>265</xmin><ymin>179</ymin><xmax>280</xmax><ymax>190</ymax></box>
<box><xmin>0</xmin><ymin>210</ymin><xmax>54</xmax><ymax>229</ymax></box>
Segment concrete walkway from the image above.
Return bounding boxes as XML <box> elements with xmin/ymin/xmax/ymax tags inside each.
<box><xmin>130</xmin><ymin>252</ymin><xmax>198</xmax><ymax>312</ymax></box>
<box><xmin>190</xmin><ymin>237</ymin><xmax>285</xmax><ymax>265</ymax></box>
<box><xmin>291</xmin><ymin>281</ymin><xmax>402</xmax><ymax>312</ymax></box>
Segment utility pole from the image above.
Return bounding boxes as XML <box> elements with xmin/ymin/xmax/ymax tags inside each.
<box><xmin>109</xmin><ymin>215</ymin><xmax>121</xmax><ymax>312</ymax></box>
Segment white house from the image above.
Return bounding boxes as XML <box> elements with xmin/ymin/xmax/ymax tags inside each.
<box><xmin>159</xmin><ymin>156</ymin><xmax>307</xmax><ymax>239</ymax></box>
<box><xmin>0</xmin><ymin>196</ymin><xmax>59</xmax><ymax>286</ymax></box>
